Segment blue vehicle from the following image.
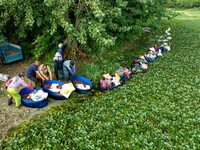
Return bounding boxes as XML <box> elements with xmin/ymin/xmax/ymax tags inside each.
<box><xmin>0</xmin><ymin>42</ymin><xmax>23</xmax><ymax>64</ymax></box>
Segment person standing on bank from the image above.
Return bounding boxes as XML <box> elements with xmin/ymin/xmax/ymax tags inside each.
<box><xmin>39</xmin><ymin>64</ymin><xmax>52</xmax><ymax>80</ymax></box>
<box><xmin>26</xmin><ymin>60</ymin><xmax>45</xmax><ymax>87</ymax></box>
<box><xmin>6</xmin><ymin>72</ymin><xmax>34</xmax><ymax>108</ymax></box>
<box><xmin>53</xmin><ymin>52</ymin><xmax>64</xmax><ymax>81</ymax></box>
<box><xmin>63</xmin><ymin>60</ymin><xmax>76</xmax><ymax>81</ymax></box>
<box><xmin>58</xmin><ymin>43</ymin><xmax>64</xmax><ymax>61</ymax></box>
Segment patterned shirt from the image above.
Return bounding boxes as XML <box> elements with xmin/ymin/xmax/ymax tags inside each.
<box><xmin>8</xmin><ymin>76</ymin><xmax>28</xmax><ymax>88</ymax></box>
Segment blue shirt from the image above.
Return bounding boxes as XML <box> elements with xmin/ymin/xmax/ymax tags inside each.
<box><xmin>58</xmin><ymin>48</ymin><xmax>64</xmax><ymax>61</ymax></box>
<box><xmin>26</xmin><ymin>63</ymin><xmax>38</xmax><ymax>77</ymax></box>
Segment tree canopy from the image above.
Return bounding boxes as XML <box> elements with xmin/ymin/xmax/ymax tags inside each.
<box><xmin>0</xmin><ymin>0</ymin><xmax>170</xmax><ymax>59</ymax></box>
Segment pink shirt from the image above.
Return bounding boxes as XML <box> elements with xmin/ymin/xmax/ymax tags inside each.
<box><xmin>7</xmin><ymin>76</ymin><xmax>28</xmax><ymax>88</ymax></box>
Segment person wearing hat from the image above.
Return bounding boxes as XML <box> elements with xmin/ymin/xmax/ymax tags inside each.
<box><xmin>139</xmin><ymin>56</ymin><xmax>148</xmax><ymax>70</ymax></box>
<box><xmin>103</xmin><ymin>73</ymin><xmax>112</xmax><ymax>89</ymax></box>
<box><xmin>27</xmin><ymin>60</ymin><xmax>45</xmax><ymax>87</ymax></box>
<box><xmin>149</xmin><ymin>47</ymin><xmax>157</xmax><ymax>57</ymax></box>
<box><xmin>63</xmin><ymin>60</ymin><xmax>76</xmax><ymax>81</ymax></box>
<box><xmin>154</xmin><ymin>45</ymin><xmax>160</xmax><ymax>51</ymax></box>
<box><xmin>6</xmin><ymin>72</ymin><xmax>34</xmax><ymax>108</ymax></box>
<box><xmin>38</xmin><ymin>64</ymin><xmax>52</xmax><ymax>81</ymax></box>
<box><xmin>139</xmin><ymin>56</ymin><xmax>148</xmax><ymax>64</ymax></box>
<box><xmin>145</xmin><ymin>51</ymin><xmax>155</xmax><ymax>62</ymax></box>
<box><xmin>149</xmin><ymin>47</ymin><xmax>155</xmax><ymax>52</ymax></box>
<box><xmin>149</xmin><ymin>48</ymin><xmax>157</xmax><ymax>59</ymax></box>
<box><xmin>163</xmin><ymin>43</ymin><xmax>171</xmax><ymax>51</ymax></box>
<box><xmin>160</xmin><ymin>43</ymin><xmax>171</xmax><ymax>52</ymax></box>
<box><xmin>58</xmin><ymin>43</ymin><xmax>64</xmax><ymax>61</ymax></box>
<box><xmin>132</xmin><ymin>62</ymin><xmax>143</xmax><ymax>74</ymax></box>
<box><xmin>53</xmin><ymin>52</ymin><xmax>64</xmax><ymax>81</ymax></box>
<box><xmin>163</xmin><ymin>43</ymin><xmax>168</xmax><ymax>46</ymax></box>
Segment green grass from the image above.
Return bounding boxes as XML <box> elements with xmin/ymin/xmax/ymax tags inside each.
<box><xmin>2</xmin><ymin>9</ymin><xmax>200</xmax><ymax>149</ymax></box>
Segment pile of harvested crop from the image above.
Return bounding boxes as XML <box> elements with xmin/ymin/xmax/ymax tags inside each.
<box><xmin>45</xmin><ymin>83</ymin><xmax>63</xmax><ymax>94</ymax></box>
<box><xmin>72</xmin><ymin>80</ymin><xmax>88</xmax><ymax>87</ymax></box>
<box><xmin>22</xmin><ymin>93</ymin><xmax>33</xmax><ymax>101</ymax></box>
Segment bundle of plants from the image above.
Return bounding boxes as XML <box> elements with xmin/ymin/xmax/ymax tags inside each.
<box><xmin>44</xmin><ymin>83</ymin><xmax>63</xmax><ymax>94</ymax></box>
<box><xmin>22</xmin><ymin>93</ymin><xmax>33</xmax><ymax>101</ymax></box>
<box><xmin>72</xmin><ymin>80</ymin><xmax>91</xmax><ymax>90</ymax></box>
<box><xmin>21</xmin><ymin>90</ymin><xmax>48</xmax><ymax>101</ymax></box>
<box><xmin>45</xmin><ymin>83</ymin><xmax>63</xmax><ymax>89</ymax></box>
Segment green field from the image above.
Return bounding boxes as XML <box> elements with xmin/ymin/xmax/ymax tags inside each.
<box><xmin>1</xmin><ymin>9</ymin><xmax>200</xmax><ymax>149</ymax></box>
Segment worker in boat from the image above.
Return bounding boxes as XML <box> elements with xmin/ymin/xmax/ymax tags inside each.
<box><xmin>53</xmin><ymin>52</ymin><xmax>64</xmax><ymax>81</ymax></box>
<box><xmin>38</xmin><ymin>64</ymin><xmax>52</xmax><ymax>80</ymax></box>
<box><xmin>63</xmin><ymin>60</ymin><xmax>76</xmax><ymax>81</ymax></box>
<box><xmin>6</xmin><ymin>72</ymin><xmax>34</xmax><ymax>108</ymax></box>
<box><xmin>26</xmin><ymin>60</ymin><xmax>45</xmax><ymax>87</ymax></box>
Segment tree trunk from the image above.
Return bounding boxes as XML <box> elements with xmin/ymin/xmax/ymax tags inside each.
<box><xmin>75</xmin><ymin>0</ymin><xmax>85</xmax><ymax>28</ymax></box>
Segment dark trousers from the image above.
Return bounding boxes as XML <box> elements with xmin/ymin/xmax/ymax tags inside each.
<box><xmin>63</xmin><ymin>65</ymin><xmax>71</xmax><ymax>81</ymax></box>
<box><xmin>27</xmin><ymin>76</ymin><xmax>43</xmax><ymax>87</ymax></box>
<box><xmin>54</xmin><ymin>62</ymin><xmax>63</xmax><ymax>80</ymax></box>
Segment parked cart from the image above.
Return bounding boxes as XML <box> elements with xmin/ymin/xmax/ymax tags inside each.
<box><xmin>0</xmin><ymin>42</ymin><xmax>23</xmax><ymax>64</ymax></box>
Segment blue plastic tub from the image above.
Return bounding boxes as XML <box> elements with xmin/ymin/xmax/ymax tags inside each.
<box><xmin>133</xmin><ymin>57</ymin><xmax>141</xmax><ymax>62</ymax></box>
<box><xmin>131</xmin><ymin>65</ymin><xmax>147</xmax><ymax>74</ymax></box>
<box><xmin>71</xmin><ymin>76</ymin><xmax>92</xmax><ymax>94</ymax></box>
<box><xmin>160</xmin><ymin>47</ymin><xmax>171</xmax><ymax>52</ymax></box>
<box><xmin>145</xmin><ymin>57</ymin><xmax>155</xmax><ymax>63</ymax></box>
<box><xmin>162</xmin><ymin>50</ymin><xmax>171</xmax><ymax>52</ymax></box>
<box><xmin>43</xmin><ymin>80</ymin><xmax>66</xmax><ymax>100</ymax></box>
<box><xmin>19</xmin><ymin>88</ymin><xmax>48</xmax><ymax>108</ymax></box>
<box><xmin>121</xmin><ymin>75</ymin><xmax>132</xmax><ymax>83</ymax></box>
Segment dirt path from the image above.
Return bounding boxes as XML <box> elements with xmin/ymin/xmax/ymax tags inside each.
<box><xmin>0</xmin><ymin>60</ymin><xmax>66</xmax><ymax>140</ymax></box>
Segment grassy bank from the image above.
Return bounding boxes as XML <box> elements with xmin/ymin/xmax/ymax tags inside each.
<box><xmin>1</xmin><ymin>9</ymin><xmax>200</xmax><ymax>149</ymax></box>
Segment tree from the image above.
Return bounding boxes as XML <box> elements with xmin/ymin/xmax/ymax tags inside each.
<box><xmin>0</xmin><ymin>0</ymin><xmax>170</xmax><ymax>59</ymax></box>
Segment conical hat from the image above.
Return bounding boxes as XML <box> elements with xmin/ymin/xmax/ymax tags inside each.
<box><xmin>163</xmin><ymin>43</ymin><xmax>168</xmax><ymax>46</ymax></box>
<box><xmin>149</xmin><ymin>47</ymin><xmax>155</xmax><ymax>51</ymax></box>
<box><xmin>140</xmin><ymin>56</ymin><xmax>145</xmax><ymax>60</ymax></box>
<box><xmin>103</xmin><ymin>73</ymin><xmax>111</xmax><ymax>79</ymax></box>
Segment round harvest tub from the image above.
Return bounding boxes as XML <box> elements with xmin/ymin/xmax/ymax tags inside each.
<box><xmin>160</xmin><ymin>47</ymin><xmax>171</xmax><ymax>52</ymax></box>
<box><xmin>71</xmin><ymin>76</ymin><xmax>92</xmax><ymax>94</ymax></box>
<box><xmin>133</xmin><ymin>57</ymin><xmax>141</xmax><ymax>63</ymax></box>
<box><xmin>43</xmin><ymin>80</ymin><xmax>66</xmax><ymax>100</ymax></box>
<box><xmin>19</xmin><ymin>88</ymin><xmax>48</xmax><ymax>108</ymax></box>
<box><xmin>120</xmin><ymin>75</ymin><xmax>132</xmax><ymax>83</ymax></box>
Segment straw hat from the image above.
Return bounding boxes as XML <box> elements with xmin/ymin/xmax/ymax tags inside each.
<box><xmin>163</xmin><ymin>43</ymin><xmax>168</xmax><ymax>46</ymax></box>
<box><xmin>103</xmin><ymin>73</ymin><xmax>112</xmax><ymax>80</ymax></box>
<box><xmin>140</xmin><ymin>56</ymin><xmax>145</xmax><ymax>60</ymax></box>
<box><xmin>149</xmin><ymin>51</ymin><xmax>152</xmax><ymax>54</ymax></box>
<box><xmin>149</xmin><ymin>47</ymin><xmax>155</xmax><ymax>52</ymax></box>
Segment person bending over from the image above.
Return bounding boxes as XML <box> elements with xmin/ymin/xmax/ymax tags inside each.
<box><xmin>6</xmin><ymin>72</ymin><xmax>34</xmax><ymax>108</ymax></box>
<box><xmin>26</xmin><ymin>60</ymin><xmax>45</xmax><ymax>87</ymax></box>
<box><xmin>39</xmin><ymin>64</ymin><xmax>52</xmax><ymax>80</ymax></box>
<box><xmin>63</xmin><ymin>60</ymin><xmax>76</xmax><ymax>81</ymax></box>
